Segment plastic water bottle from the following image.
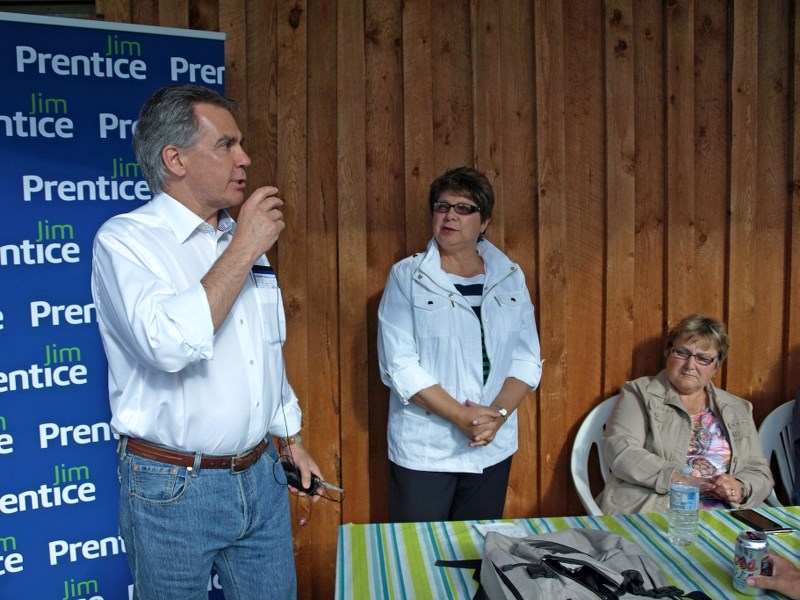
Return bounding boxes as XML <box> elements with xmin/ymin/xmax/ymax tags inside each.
<box><xmin>668</xmin><ymin>466</ymin><xmax>699</xmax><ymax>546</ymax></box>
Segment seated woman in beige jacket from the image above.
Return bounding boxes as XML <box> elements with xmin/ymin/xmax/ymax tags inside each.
<box><xmin>598</xmin><ymin>314</ymin><xmax>774</xmax><ymax>514</ymax></box>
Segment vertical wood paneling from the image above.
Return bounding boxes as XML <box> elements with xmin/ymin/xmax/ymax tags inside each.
<box><xmin>130</xmin><ymin>1</ymin><xmax>158</xmax><ymax>25</ymax></box>
<box><xmin>189</xmin><ymin>0</ymin><xmax>219</xmax><ymax>32</ymax></box>
<box><xmin>306</xmin><ymin>1</ymin><xmax>341</xmax><ymax>595</ymax></box>
<box><xmin>244</xmin><ymin>1</ymin><xmax>276</xmax><ymax>188</ymax></box>
<box><xmin>497</xmin><ymin>0</ymin><xmax>537</xmax><ymax>266</ymax></box>
<box><xmin>665</xmin><ymin>0</ymin><xmax>698</xmax><ymax>321</ymax></box>
<box><xmin>219</xmin><ymin>0</ymin><xmax>246</xmax><ymax>109</ymax></box>
<box><xmin>562</xmin><ymin>0</ymin><xmax>606</xmax><ymax>390</ymax></box>
<box><xmin>562</xmin><ymin>0</ymin><xmax>606</xmax><ymax>513</ymax></box>
<box><xmin>158</xmin><ymin>0</ymin><xmax>189</xmax><ymax>28</ymax></box>
<box><xmin>403</xmin><ymin>1</ymin><xmax>436</xmax><ymax>254</ymax></box>
<box><xmin>472</xmin><ymin>1</ymin><xmax>503</xmax><ymax>198</ymax></box>
<box><xmin>727</xmin><ymin>1</ymin><xmax>760</xmax><ymax>399</ymax></box>
<box><xmin>336</xmin><ymin>0</ymin><xmax>369</xmax><ymax>531</ymax></box>
<box><xmin>692</xmin><ymin>1</ymin><xmax>727</xmax><ymax>320</ymax></box>
<box><xmin>788</xmin><ymin>2</ymin><xmax>800</xmax><ymax>397</ymax></box>
<box><xmin>728</xmin><ymin>0</ymin><xmax>791</xmax><ymax>414</ymax></box>
<box><xmin>632</xmin><ymin>0</ymin><xmax>666</xmax><ymax>379</ymax></box>
<box><xmin>274</xmin><ymin>6</ymin><xmax>312</xmax><ymax>594</ymax></box>
<box><xmin>364</xmin><ymin>0</ymin><xmax>405</xmax><ymax>524</ymax></box>
<box><xmin>534</xmin><ymin>0</ymin><xmax>569</xmax><ymax>513</ymax></box>
<box><xmin>495</xmin><ymin>1</ymin><xmax>538</xmax><ymax>517</ymax></box>
<box><xmin>83</xmin><ymin>2</ymin><xmax>800</xmax><ymax>598</ymax></box>
<box><xmin>97</xmin><ymin>0</ymin><xmax>131</xmax><ymax>22</ymax></box>
<box><xmin>603</xmin><ymin>0</ymin><xmax>636</xmax><ymax>392</ymax></box>
<box><xmin>748</xmin><ymin>0</ymin><xmax>790</xmax><ymax>415</ymax></box>
<box><xmin>431</xmin><ymin>0</ymin><xmax>473</xmax><ymax>171</ymax></box>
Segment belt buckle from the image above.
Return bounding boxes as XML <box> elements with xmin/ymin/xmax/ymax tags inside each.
<box><xmin>230</xmin><ymin>456</ymin><xmax>246</xmax><ymax>475</ymax></box>
<box><xmin>229</xmin><ymin>440</ymin><xmax>266</xmax><ymax>475</ymax></box>
<box><xmin>229</xmin><ymin>445</ymin><xmax>256</xmax><ymax>475</ymax></box>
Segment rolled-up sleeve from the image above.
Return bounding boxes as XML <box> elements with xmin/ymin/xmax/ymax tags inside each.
<box><xmin>507</xmin><ymin>291</ymin><xmax>543</xmax><ymax>390</ymax></box>
<box><xmin>269</xmin><ymin>383</ymin><xmax>302</xmax><ymax>436</ymax></box>
<box><xmin>92</xmin><ymin>229</ymin><xmax>215</xmax><ymax>374</ymax></box>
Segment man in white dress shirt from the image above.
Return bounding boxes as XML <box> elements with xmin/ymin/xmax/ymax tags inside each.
<box><xmin>91</xmin><ymin>84</ymin><xmax>321</xmax><ymax>599</ymax></box>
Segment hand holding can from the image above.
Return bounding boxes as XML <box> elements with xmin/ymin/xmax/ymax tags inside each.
<box><xmin>733</xmin><ymin>530</ymin><xmax>770</xmax><ymax>595</ymax></box>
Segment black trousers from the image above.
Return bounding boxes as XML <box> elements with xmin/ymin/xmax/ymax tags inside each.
<box><xmin>389</xmin><ymin>455</ymin><xmax>513</xmax><ymax>523</ymax></box>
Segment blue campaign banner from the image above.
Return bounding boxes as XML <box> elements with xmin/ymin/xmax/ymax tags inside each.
<box><xmin>0</xmin><ymin>12</ymin><xmax>225</xmax><ymax>599</ymax></box>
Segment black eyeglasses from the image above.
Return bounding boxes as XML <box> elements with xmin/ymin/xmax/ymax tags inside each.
<box><xmin>670</xmin><ymin>346</ymin><xmax>718</xmax><ymax>367</ymax></box>
<box><xmin>432</xmin><ymin>201</ymin><xmax>481</xmax><ymax>215</ymax></box>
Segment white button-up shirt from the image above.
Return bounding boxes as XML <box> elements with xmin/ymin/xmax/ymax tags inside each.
<box><xmin>91</xmin><ymin>193</ymin><xmax>301</xmax><ymax>455</ymax></box>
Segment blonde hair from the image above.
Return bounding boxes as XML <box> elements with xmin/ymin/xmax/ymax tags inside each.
<box><xmin>666</xmin><ymin>314</ymin><xmax>729</xmax><ymax>365</ymax></box>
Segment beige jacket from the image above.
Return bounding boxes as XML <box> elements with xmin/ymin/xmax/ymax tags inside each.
<box><xmin>598</xmin><ymin>371</ymin><xmax>774</xmax><ymax>514</ymax></box>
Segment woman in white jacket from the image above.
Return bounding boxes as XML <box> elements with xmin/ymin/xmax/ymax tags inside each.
<box><xmin>377</xmin><ymin>167</ymin><xmax>543</xmax><ymax>522</ymax></box>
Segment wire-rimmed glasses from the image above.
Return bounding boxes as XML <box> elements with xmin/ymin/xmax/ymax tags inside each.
<box><xmin>669</xmin><ymin>346</ymin><xmax>718</xmax><ymax>367</ymax></box>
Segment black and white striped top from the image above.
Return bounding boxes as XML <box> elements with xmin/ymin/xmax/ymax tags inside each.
<box><xmin>451</xmin><ymin>273</ymin><xmax>491</xmax><ymax>384</ymax></box>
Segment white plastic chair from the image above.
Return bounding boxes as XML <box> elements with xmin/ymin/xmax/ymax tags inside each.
<box><xmin>758</xmin><ymin>399</ymin><xmax>796</xmax><ymax>507</ymax></box>
<box><xmin>570</xmin><ymin>395</ymin><xmax>619</xmax><ymax>516</ymax></box>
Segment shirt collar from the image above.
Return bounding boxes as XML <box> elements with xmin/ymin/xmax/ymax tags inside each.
<box><xmin>418</xmin><ymin>237</ymin><xmax>517</xmax><ymax>285</ymax></box>
<box><xmin>151</xmin><ymin>192</ymin><xmax>234</xmax><ymax>243</ymax></box>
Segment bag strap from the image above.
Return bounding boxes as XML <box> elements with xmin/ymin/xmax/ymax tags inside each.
<box><xmin>491</xmin><ymin>562</ymin><xmax>526</xmax><ymax>600</ymax></box>
<box><xmin>434</xmin><ymin>559</ymin><xmax>485</xmax><ymax>600</ymax></box>
<box><xmin>435</xmin><ymin>558</ymin><xmax>529</xmax><ymax>600</ymax></box>
<box><xmin>620</xmin><ymin>569</ymin><xmax>684</xmax><ymax>599</ymax></box>
<box><xmin>435</xmin><ymin>558</ymin><xmax>482</xmax><ymax>571</ymax></box>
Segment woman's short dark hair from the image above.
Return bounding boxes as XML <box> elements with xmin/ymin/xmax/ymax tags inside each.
<box><xmin>428</xmin><ymin>166</ymin><xmax>494</xmax><ymax>221</ymax></box>
<box><xmin>133</xmin><ymin>84</ymin><xmax>237</xmax><ymax>194</ymax></box>
<box><xmin>666</xmin><ymin>314</ymin><xmax>730</xmax><ymax>365</ymax></box>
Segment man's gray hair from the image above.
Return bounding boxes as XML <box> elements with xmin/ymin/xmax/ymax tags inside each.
<box><xmin>133</xmin><ymin>85</ymin><xmax>237</xmax><ymax>194</ymax></box>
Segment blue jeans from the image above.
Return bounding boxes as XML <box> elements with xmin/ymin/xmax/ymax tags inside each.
<box><xmin>118</xmin><ymin>441</ymin><xmax>296</xmax><ymax>599</ymax></box>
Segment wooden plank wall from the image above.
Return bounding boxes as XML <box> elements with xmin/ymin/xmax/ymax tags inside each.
<box><xmin>91</xmin><ymin>1</ymin><xmax>799</xmax><ymax>598</ymax></box>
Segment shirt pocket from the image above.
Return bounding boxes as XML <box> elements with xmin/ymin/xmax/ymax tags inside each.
<box><xmin>398</xmin><ymin>402</ymin><xmax>458</xmax><ymax>450</ymax></box>
<box><xmin>491</xmin><ymin>293</ymin><xmax>523</xmax><ymax>332</ymax></box>
<box><xmin>413</xmin><ymin>294</ymin><xmax>451</xmax><ymax>338</ymax></box>
<box><xmin>726</xmin><ymin>418</ymin><xmax>756</xmax><ymax>440</ymax></box>
<box><xmin>253</xmin><ymin>280</ymin><xmax>285</xmax><ymax>345</ymax></box>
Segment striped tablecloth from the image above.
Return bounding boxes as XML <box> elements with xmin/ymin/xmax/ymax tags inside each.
<box><xmin>336</xmin><ymin>506</ymin><xmax>800</xmax><ymax>599</ymax></box>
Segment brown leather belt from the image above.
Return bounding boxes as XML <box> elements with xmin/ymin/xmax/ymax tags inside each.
<box><xmin>124</xmin><ymin>437</ymin><xmax>269</xmax><ymax>473</ymax></box>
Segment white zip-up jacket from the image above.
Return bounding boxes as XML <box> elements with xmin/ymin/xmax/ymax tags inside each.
<box><xmin>377</xmin><ymin>238</ymin><xmax>543</xmax><ymax>473</ymax></box>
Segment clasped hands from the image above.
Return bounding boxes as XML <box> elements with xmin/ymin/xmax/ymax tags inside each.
<box><xmin>708</xmin><ymin>473</ymin><xmax>746</xmax><ymax>504</ymax></box>
<box><xmin>458</xmin><ymin>399</ymin><xmax>506</xmax><ymax>447</ymax></box>
<box><xmin>681</xmin><ymin>471</ymin><xmax>746</xmax><ymax>505</ymax></box>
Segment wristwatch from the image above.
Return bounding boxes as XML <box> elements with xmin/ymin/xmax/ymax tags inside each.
<box><xmin>278</xmin><ymin>434</ymin><xmax>302</xmax><ymax>447</ymax></box>
<box><xmin>491</xmin><ymin>403</ymin><xmax>508</xmax><ymax>422</ymax></box>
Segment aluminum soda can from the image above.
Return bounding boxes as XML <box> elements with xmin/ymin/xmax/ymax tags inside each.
<box><xmin>732</xmin><ymin>530</ymin><xmax>770</xmax><ymax>595</ymax></box>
